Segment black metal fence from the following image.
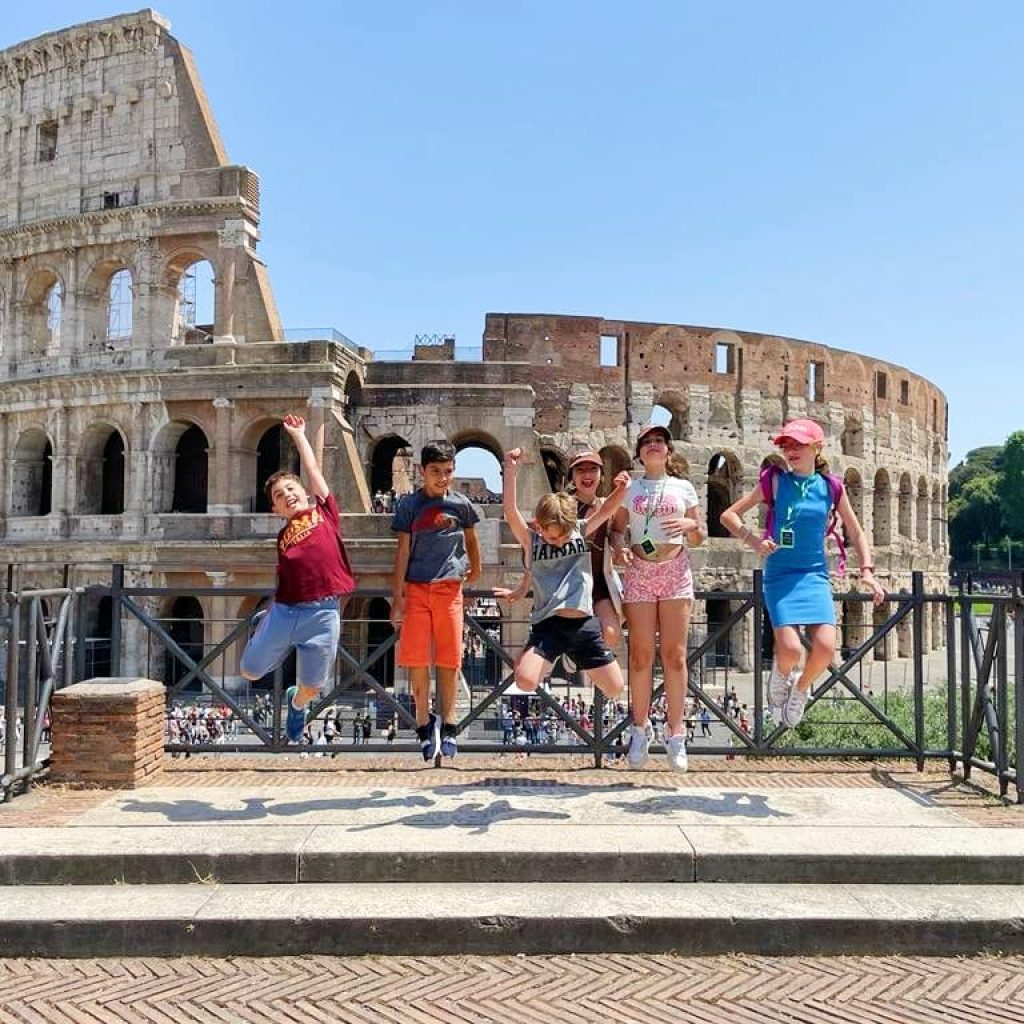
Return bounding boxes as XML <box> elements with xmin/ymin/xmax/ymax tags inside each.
<box><xmin>2</xmin><ymin>566</ymin><xmax>1021</xmax><ymax>803</ymax></box>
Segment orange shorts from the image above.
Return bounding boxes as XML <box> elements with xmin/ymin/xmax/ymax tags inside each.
<box><xmin>397</xmin><ymin>580</ymin><xmax>464</xmax><ymax>669</ymax></box>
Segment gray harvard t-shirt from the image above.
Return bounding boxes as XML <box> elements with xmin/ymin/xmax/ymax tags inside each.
<box><xmin>391</xmin><ymin>489</ymin><xmax>480</xmax><ymax>582</ymax></box>
<box><xmin>529</xmin><ymin>520</ymin><xmax>592</xmax><ymax>624</ymax></box>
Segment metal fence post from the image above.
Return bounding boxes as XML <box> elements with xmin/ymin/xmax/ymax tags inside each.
<box><xmin>110</xmin><ymin>564</ymin><xmax>124</xmax><ymax>676</ymax></box>
<box><xmin>912</xmin><ymin>571</ymin><xmax>925</xmax><ymax>771</ymax></box>
<box><xmin>3</xmin><ymin>595</ymin><xmax>20</xmax><ymax>802</ymax></box>
<box><xmin>752</xmin><ymin>569</ymin><xmax>764</xmax><ymax>747</ymax></box>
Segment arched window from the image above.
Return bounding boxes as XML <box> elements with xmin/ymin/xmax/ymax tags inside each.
<box><xmin>171</xmin><ymin>425</ymin><xmax>209</xmax><ymax>513</ymax></box>
<box><xmin>174</xmin><ymin>259</ymin><xmax>215</xmax><ymax>344</ymax></box>
<box><xmin>106</xmin><ymin>269</ymin><xmax>133</xmax><ymax>343</ymax></box>
<box><xmin>873</xmin><ymin>470</ymin><xmax>892</xmax><ymax>547</ymax></box>
<box><xmin>102</xmin><ymin>432</ymin><xmax>126</xmax><ymax>514</ymax></box>
<box><xmin>12</xmin><ymin>430</ymin><xmax>52</xmax><ymax>516</ymax></box>
<box><xmin>898</xmin><ymin>473</ymin><xmax>913</xmax><ymax>539</ymax></box>
<box><xmin>254</xmin><ymin>424</ymin><xmax>300</xmax><ymax>512</ymax></box>
<box><xmin>916</xmin><ymin>478</ymin><xmax>929</xmax><ymax>544</ymax></box>
<box><xmin>45</xmin><ymin>281</ymin><xmax>63</xmax><ymax>348</ymax></box>
<box><xmin>454</xmin><ymin>442</ymin><xmax>502</xmax><ymax>503</ymax></box>
<box><xmin>370</xmin><ymin>435</ymin><xmax>413</xmax><ymax>498</ymax></box>
<box><xmin>707</xmin><ymin>452</ymin><xmax>740</xmax><ymax>538</ymax></box>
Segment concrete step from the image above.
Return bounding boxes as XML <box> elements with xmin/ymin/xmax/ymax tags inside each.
<box><xmin>3</xmin><ymin>824</ymin><xmax>1024</xmax><ymax>885</ymax></box>
<box><xmin>2</xmin><ymin>881</ymin><xmax>1023</xmax><ymax>957</ymax></box>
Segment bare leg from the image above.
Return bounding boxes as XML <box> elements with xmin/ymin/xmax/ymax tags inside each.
<box><xmin>436</xmin><ymin>665</ymin><xmax>459</xmax><ymax>725</ymax></box>
<box><xmin>588</xmin><ymin>660</ymin><xmax>624</xmax><ymax>700</ymax></box>
<box><xmin>515</xmin><ymin>648</ymin><xmax>552</xmax><ymax>692</ymax></box>
<box><xmin>624</xmin><ymin>601</ymin><xmax>658</xmax><ymax>726</ymax></box>
<box><xmin>656</xmin><ymin>598</ymin><xmax>693</xmax><ymax>737</ymax></box>
<box><xmin>772</xmin><ymin>625</ymin><xmax>803</xmax><ymax>677</ymax></box>
<box><xmin>408</xmin><ymin>666</ymin><xmax>432</xmax><ymax>726</ymax></box>
<box><xmin>796</xmin><ymin>624</ymin><xmax>837</xmax><ymax>693</ymax></box>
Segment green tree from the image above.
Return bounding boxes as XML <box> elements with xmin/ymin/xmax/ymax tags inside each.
<box><xmin>997</xmin><ymin>431</ymin><xmax>1024</xmax><ymax>538</ymax></box>
<box><xmin>949</xmin><ymin>473</ymin><xmax>1002</xmax><ymax>563</ymax></box>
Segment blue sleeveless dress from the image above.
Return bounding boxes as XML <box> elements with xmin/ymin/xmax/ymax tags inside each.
<box><xmin>762</xmin><ymin>471</ymin><xmax>836</xmax><ymax>627</ymax></box>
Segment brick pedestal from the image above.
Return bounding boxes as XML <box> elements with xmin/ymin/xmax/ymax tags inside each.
<box><xmin>50</xmin><ymin>678</ymin><xmax>165</xmax><ymax>788</ymax></box>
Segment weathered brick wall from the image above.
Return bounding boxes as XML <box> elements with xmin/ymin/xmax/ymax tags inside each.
<box><xmin>50</xmin><ymin>677</ymin><xmax>165</xmax><ymax>788</ymax></box>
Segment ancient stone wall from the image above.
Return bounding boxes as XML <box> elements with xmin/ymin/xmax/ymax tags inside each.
<box><xmin>0</xmin><ymin>12</ymin><xmax>950</xmax><ymax>681</ymax></box>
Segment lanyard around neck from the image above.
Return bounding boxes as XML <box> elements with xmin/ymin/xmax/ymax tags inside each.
<box><xmin>642</xmin><ymin>477</ymin><xmax>667</xmax><ymax>533</ymax></box>
<box><xmin>781</xmin><ymin>475</ymin><xmax>813</xmax><ymax>529</ymax></box>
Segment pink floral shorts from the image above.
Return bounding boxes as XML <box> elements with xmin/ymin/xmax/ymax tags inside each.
<box><xmin>623</xmin><ymin>552</ymin><xmax>694</xmax><ymax>603</ymax></box>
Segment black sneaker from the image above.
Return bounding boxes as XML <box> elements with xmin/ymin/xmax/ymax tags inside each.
<box><xmin>440</xmin><ymin>722</ymin><xmax>458</xmax><ymax>758</ymax></box>
<box><xmin>417</xmin><ymin>713</ymin><xmax>441</xmax><ymax>762</ymax></box>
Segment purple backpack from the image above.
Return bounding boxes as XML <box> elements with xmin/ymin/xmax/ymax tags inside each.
<box><xmin>759</xmin><ymin>464</ymin><xmax>847</xmax><ymax>575</ymax></box>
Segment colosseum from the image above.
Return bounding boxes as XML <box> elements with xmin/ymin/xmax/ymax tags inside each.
<box><xmin>0</xmin><ymin>10</ymin><xmax>948</xmax><ymax>687</ymax></box>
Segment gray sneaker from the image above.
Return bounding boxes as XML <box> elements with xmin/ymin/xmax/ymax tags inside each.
<box><xmin>782</xmin><ymin>686</ymin><xmax>810</xmax><ymax>729</ymax></box>
<box><xmin>767</xmin><ymin>664</ymin><xmax>795</xmax><ymax>710</ymax></box>
<box><xmin>626</xmin><ymin>722</ymin><xmax>653</xmax><ymax>769</ymax></box>
<box><xmin>665</xmin><ymin>733</ymin><xmax>688</xmax><ymax>773</ymax></box>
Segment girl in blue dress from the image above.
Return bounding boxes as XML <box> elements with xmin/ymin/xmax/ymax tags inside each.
<box><xmin>720</xmin><ymin>419</ymin><xmax>885</xmax><ymax>728</ymax></box>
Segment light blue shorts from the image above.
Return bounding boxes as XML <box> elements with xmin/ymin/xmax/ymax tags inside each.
<box><xmin>239</xmin><ymin>597</ymin><xmax>340</xmax><ymax>690</ymax></box>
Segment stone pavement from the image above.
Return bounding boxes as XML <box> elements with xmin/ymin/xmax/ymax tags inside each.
<box><xmin>2</xmin><ymin>952</ymin><xmax>1023</xmax><ymax>1024</ymax></box>
<box><xmin>0</xmin><ymin>755</ymin><xmax>1022</xmax><ymax>960</ymax></box>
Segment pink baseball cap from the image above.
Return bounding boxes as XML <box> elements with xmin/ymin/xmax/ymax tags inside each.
<box><xmin>772</xmin><ymin>418</ymin><xmax>825</xmax><ymax>446</ymax></box>
<box><xmin>568</xmin><ymin>450</ymin><xmax>603</xmax><ymax>472</ymax></box>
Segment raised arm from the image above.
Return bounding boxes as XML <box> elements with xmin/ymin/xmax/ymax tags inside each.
<box><xmin>282</xmin><ymin>413</ymin><xmax>329</xmax><ymax>499</ymax></box>
<box><xmin>502</xmin><ymin>448</ymin><xmax>532</xmax><ymax>552</ymax></box>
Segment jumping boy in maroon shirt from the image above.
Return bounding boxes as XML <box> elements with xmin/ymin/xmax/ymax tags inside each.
<box><xmin>239</xmin><ymin>413</ymin><xmax>355</xmax><ymax>742</ymax></box>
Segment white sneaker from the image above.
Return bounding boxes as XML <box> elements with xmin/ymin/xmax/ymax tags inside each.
<box><xmin>626</xmin><ymin>722</ymin><xmax>653</xmax><ymax>769</ymax></box>
<box><xmin>782</xmin><ymin>686</ymin><xmax>810</xmax><ymax>729</ymax></box>
<box><xmin>767</xmin><ymin>663</ymin><xmax>795</xmax><ymax>710</ymax></box>
<box><xmin>665</xmin><ymin>733</ymin><xmax>688</xmax><ymax>773</ymax></box>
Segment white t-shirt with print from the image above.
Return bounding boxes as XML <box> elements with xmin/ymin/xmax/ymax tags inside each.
<box><xmin>625</xmin><ymin>476</ymin><xmax>699</xmax><ymax>547</ymax></box>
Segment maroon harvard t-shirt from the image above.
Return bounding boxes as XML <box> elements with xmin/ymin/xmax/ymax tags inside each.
<box><xmin>275</xmin><ymin>493</ymin><xmax>355</xmax><ymax>604</ymax></box>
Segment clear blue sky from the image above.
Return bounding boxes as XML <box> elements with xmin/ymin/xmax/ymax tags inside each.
<box><xmin>6</xmin><ymin>2</ymin><xmax>1022</xmax><ymax>478</ymax></box>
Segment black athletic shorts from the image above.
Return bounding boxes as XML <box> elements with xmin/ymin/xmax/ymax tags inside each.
<box><xmin>524</xmin><ymin>614</ymin><xmax>616</xmax><ymax>670</ymax></box>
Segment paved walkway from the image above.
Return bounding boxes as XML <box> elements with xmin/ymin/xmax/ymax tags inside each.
<box><xmin>1</xmin><ymin>952</ymin><xmax>1022</xmax><ymax>1023</ymax></box>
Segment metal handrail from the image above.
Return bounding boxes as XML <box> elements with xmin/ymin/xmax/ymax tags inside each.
<box><xmin>2</xmin><ymin>567</ymin><xmax>1021</xmax><ymax>802</ymax></box>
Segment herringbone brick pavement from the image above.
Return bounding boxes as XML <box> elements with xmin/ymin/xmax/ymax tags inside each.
<box><xmin>0</xmin><ymin>954</ymin><xmax>1021</xmax><ymax>1023</ymax></box>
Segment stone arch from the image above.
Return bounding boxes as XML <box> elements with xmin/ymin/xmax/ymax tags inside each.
<box><xmin>77</xmin><ymin>423</ymin><xmax>126</xmax><ymax>514</ymax></box>
<box><xmin>538</xmin><ymin>444</ymin><xmax>568</xmax><ymax>493</ymax></box>
<box><xmin>249</xmin><ymin>421</ymin><xmax>299</xmax><ymax>513</ymax></box>
<box><xmin>841</xmin><ymin>412</ymin><xmax>865</xmax><ymax>458</ymax></box>
<box><xmin>654</xmin><ymin>390</ymin><xmax>689</xmax><ymax>442</ymax></box>
<box><xmin>344</xmin><ymin>370</ymin><xmax>363</xmax><ymax>415</ymax></box>
<box><xmin>11</xmin><ymin>427</ymin><xmax>53</xmax><ymax>516</ymax></box>
<box><xmin>22</xmin><ymin>268</ymin><xmax>64</xmax><ymax>355</ymax></box>
<box><xmin>898</xmin><ymin>472</ymin><xmax>913</xmax><ymax>539</ymax></box>
<box><xmin>152</xmin><ymin>421</ymin><xmax>209</xmax><ymax>513</ymax></box>
<box><xmin>81</xmin><ymin>255</ymin><xmax>134</xmax><ymax>349</ymax></box>
<box><xmin>707</xmin><ymin>450</ymin><xmax>742</xmax><ymax>538</ymax></box>
<box><xmin>916</xmin><ymin>476</ymin><xmax>929</xmax><ymax>544</ymax></box>
<box><xmin>873</xmin><ymin>469</ymin><xmax>892</xmax><ymax>547</ymax></box>
<box><xmin>843</xmin><ymin>468</ymin><xmax>864</xmax><ymax>530</ymax></box>
<box><xmin>932</xmin><ymin>482</ymin><xmax>942</xmax><ymax>551</ymax></box>
<box><xmin>369</xmin><ymin>433</ymin><xmax>414</xmax><ymax>498</ymax></box>
<box><xmin>165</xmin><ymin>250</ymin><xmax>216</xmax><ymax>345</ymax></box>
<box><xmin>164</xmin><ymin>596</ymin><xmax>205</xmax><ymax>692</ymax></box>
<box><xmin>452</xmin><ymin>432</ymin><xmax>503</xmax><ymax>502</ymax></box>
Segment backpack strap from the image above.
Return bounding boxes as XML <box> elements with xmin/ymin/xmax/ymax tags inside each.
<box><xmin>758</xmin><ymin>464</ymin><xmax>781</xmax><ymax>539</ymax></box>
<box><xmin>823</xmin><ymin>474</ymin><xmax>847</xmax><ymax>576</ymax></box>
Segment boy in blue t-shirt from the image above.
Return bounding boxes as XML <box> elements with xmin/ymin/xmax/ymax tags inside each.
<box><xmin>390</xmin><ymin>440</ymin><xmax>481</xmax><ymax>761</ymax></box>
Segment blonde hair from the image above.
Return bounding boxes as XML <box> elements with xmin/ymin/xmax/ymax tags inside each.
<box><xmin>534</xmin><ymin>492</ymin><xmax>576</xmax><ymax>534</ymax></box>
<box><xmin>813</xmin><ymin>449</ymin><xmax>831</xmax><ymax>474</ymax></box>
